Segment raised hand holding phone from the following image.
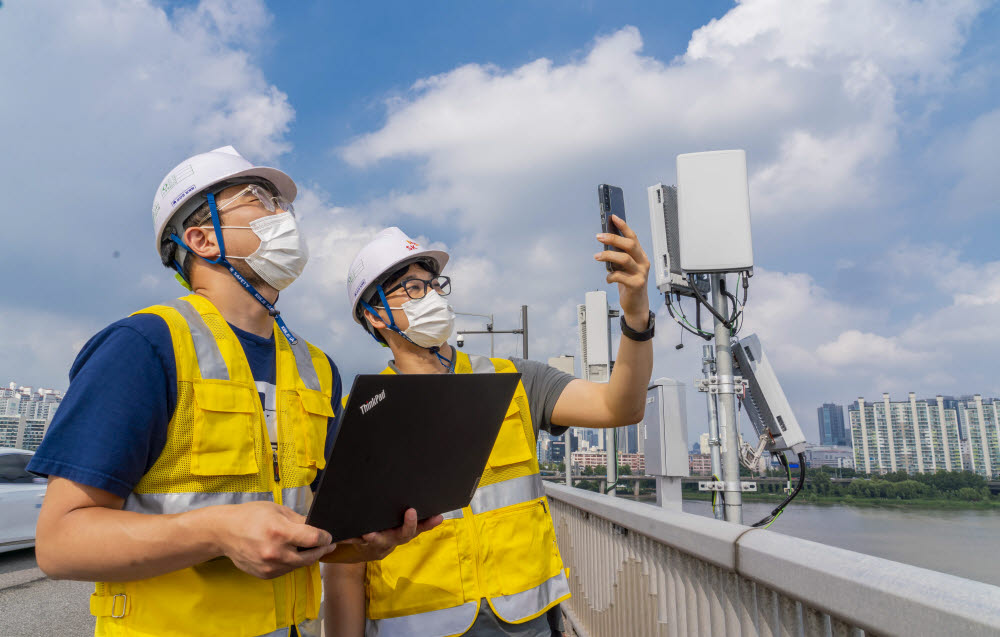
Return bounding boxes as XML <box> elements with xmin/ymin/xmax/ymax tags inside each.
<box><xmin>598</xmin><ymin>184</ymin><xmax>628</xmax><ymax>272</ymax></box>
<box><xmin>594</xmin><ymin>185</ymin><xmax>651</xmax><ymax>323</ymax></box>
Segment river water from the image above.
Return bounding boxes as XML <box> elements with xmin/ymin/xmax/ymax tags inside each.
<box><xmin>678</xmin><ymin>499</ymin><xmax>1000</xmax><ymax>587</ymax></box>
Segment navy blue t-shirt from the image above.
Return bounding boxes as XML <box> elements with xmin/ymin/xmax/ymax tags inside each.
<box><xmin>28</xmin><ymin>314</ymin><xmax>342</xmax><ymax>499</ymax></box>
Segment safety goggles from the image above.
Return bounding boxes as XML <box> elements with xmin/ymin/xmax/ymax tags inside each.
<box><xmin>216</xmin><ymin>184</ymin><xmax>294</xmax><ymax>216</ymax></box>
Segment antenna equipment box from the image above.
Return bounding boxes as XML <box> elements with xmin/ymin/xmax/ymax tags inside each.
<box><xmin>731</xmin><ymin>333</ymin><xmax>807</xmax><ymax>454</ymax></box>
<box><xmin>676</xmin><ymin>150</ymin><xmax>754</xmax><ymax>274</ymax></box>
<box><xmin>647</xmin><ymin>183</ymin><xmax>708</xmax><ymax>297</ymax></box>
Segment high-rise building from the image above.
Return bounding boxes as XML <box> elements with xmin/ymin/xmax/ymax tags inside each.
<box><xmin>621</xmin><ymin>424</ymin><xmax>640</xmax><ymax>454</ymax></box>
<box><xmin>0</xmin><ymin>383</ymin><xmax>64</xmax><ymax>451</ymax></box>
<box><xmin>817</xmin><ymin>403</ymin><xmax>848</xmax><ymax>446</ymax></box>
<box><xmin>549</xmin><ymin>440</ymin><xmax>566</xmax><ymax>464</ymax></box>
<box><xmin>0</xmin><ymin>415</ymin><xmax>21</xmax><ymax>448</ymax></box>
<box><xmin>849</xmin><ymin>393</ymin><xmax>963</xmax><ymax>476</ymax></box>
<box><xmin>939</xmin><ymin>396</ymin><xmax>968</xmax><ymax>440</ymax></box>
<box><xmin>956</xmin><ymin>396</ymin><xmax>1000</xmax><ymax>478</ymax></box>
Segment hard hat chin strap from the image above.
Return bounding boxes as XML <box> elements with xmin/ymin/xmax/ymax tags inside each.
<box><xmin>168</xmin><ymin>192</ymin><xmax>298</xmax><ymax>344</ymax></box>
<box><xmin>361</xmin><ymin>285</ymin><xmax>454</xmax><ymax>371</ymax></box>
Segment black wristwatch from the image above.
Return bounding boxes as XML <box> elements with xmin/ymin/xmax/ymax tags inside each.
<box><xmin>620</xmin><ymin>310</ymin><xmax>655</xmax><ymax>342</ymax></box>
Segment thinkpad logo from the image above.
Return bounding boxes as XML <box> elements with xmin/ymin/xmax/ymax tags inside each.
<box><xmin>360</xmin><ymin>389</ymin><xmax>386</xmax><ymax>415</ymax></box>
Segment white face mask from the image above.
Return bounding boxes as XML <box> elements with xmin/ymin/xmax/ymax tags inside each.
<box><xmin>388</xmin><ymin>290</ymin><xmax>455</xmax><ymax>348</ymax></box>
<box><xmin>224</xmin><ymin>213</ymin><xmax>309</xmax><ymax>290</ymax></box>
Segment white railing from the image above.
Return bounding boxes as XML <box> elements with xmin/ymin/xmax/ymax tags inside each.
<box><xmin>545</xmin><ymin>483</ymin><xmax>1000</xmax><ymax>637</ymax></box>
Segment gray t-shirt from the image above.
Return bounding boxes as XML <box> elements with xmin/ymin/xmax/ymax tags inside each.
<box><xmin>509</xmin><ymin>357</ymin><xmax>573</xmax><ymax>438</ymax></box>
<box><xmin>384</xmin><ymin>355</ymin><xmax>573</xmax><ymax>637</ymax></box>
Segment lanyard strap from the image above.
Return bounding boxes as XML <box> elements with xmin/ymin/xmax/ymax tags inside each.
<box><xmin>168</xmin><ymin>192</ymin><xmax>298</xmax><ymax>345</ymax></box>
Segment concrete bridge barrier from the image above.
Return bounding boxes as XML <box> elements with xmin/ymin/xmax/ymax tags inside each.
<box><xmin>545</xmin><ymin>482</ymin><xmax>1000</xmax><ymax>637</ymax></box>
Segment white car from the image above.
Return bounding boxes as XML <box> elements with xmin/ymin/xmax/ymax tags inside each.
<box><xmin>0</xmin><ymin>448</ymin><xmax>47</xmax><ymax>553</ymax></box>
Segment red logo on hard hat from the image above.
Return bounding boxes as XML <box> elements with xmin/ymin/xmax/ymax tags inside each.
<box><xmin>405</xmin><ymin>240</ymin><xmax>419</xmax><ymax>251</ymax></box>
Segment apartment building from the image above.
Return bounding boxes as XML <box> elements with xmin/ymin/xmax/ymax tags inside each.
<box><xmin>849</xmin><ymin>393</ymin><xmax>963</xmax><ymax>476</ymax></box>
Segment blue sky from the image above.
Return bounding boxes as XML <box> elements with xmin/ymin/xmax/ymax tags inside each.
<box><xmin>1</xmin><ymin>0</ymin><xmax>999</xmax><ymax>445</ymax></box>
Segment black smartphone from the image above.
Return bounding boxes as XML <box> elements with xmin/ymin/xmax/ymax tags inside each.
<box><xmin>597</xmin><ymin>184</ymin><xmax>627</xmax><ymax>272</ymax></box>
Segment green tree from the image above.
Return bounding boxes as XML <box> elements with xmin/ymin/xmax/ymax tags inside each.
<box><xmin>811</xmin><ymin>470</ymin><xmax>832</xmax><ymax>495</ymax></box>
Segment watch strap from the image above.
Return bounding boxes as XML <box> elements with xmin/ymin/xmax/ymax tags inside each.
<box><xmin>620</xmin><ymin>310</ymin><xmax>655</xmax><ymax>342</ymax></box>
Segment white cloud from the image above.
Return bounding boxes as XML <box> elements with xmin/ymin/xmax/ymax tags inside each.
<box><xmin>341</xmin><ymin>1</ymin><xmax>983</xmax><ymax>231</ymax></box>
<box><xmin>685</xmin><ymin>0</ymin><xmax>983</xmax><ymax>86</ymax></box>
<box><xmin>816</xmin><ymin>330</ymin><xmax>930</xmax><ymax>367</ymax></box>
<box><xmin>0</xmin><ymin>306</ymin><xmax>101</xmax><ymax>390</ymax></box>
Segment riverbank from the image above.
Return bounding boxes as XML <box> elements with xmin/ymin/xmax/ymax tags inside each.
<box><xmin>680</xmin><ymin>490</ymin><xmax>1000</xmax><ymax>510</ymax></box>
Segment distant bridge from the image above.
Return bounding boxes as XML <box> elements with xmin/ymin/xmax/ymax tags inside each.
<box><xmin>539</xmin><ymin>471</ymin><xmax>1000</xmax><ymax>495</ymax></box>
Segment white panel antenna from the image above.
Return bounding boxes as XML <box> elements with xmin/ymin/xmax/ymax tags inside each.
<box><xmin>648</xmin><ymin>183</ymin><xmax>712</xmax><ymax>297</ymax></box>
<box><xmin>677</xmin><ymin>150</ymin><xmax>754</xmax><ymax>274</ymax></box>
<box><xmin>731</xmin><ymin>333</ymin><xmax>807</xmax><ymax>454</ymax></box>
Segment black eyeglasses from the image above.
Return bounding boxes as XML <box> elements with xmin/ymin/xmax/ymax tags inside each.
<box><xmin>385</xmin><ymin>275</ymin><xmax>452</xmax><ymax>300</ymax></box>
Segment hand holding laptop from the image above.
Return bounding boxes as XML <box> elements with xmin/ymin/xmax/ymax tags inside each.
<box><xmin>320</xmin><ymin>508</ymin><xmax>443</xmax><ymax>563</ymax></box>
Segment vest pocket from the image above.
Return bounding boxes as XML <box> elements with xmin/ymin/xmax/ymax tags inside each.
<box><xmin>478</xmin><ymin>498</ymin><xmax>563</xmax><ymax>597</ymax></box>
<box><xmin>486</xmin><ymin>402</ymin><xmax>533</xmax><ymax>468</ymax></box>
<box><xmin>295</xmin><ymin>388</ymin><xmax>333</xmax><ymax>470</ymax></box>
<box><xmin>191</xmin><ymin>381</ymin><xmax>259</xmax><ymax>476</ymax></box>
<box><xmin>127</xmin><ymin>559</ymin><xmax>276</xmax><ymax>635</ymax></box>
<box><xmin>366</xmin><ymin>520</ymin><xmax>465</xmax><ymax>619</ymax></box>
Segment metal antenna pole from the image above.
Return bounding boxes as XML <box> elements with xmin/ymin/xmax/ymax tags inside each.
<box><xmin>565</xmin><ymin>431</ymin><xmax>572</xmax><ymax>487</ymax></box>
<box><xmin>521</xmin><ymin>305</ymin><xmax>528</xmax><ymax>359</ymax></box>
<box><xmin>702</xmin><ymin>344</ymin><xmax>724</xmax><ymax>520</ymax></box>
<box><xmin>711</xmin><ymin>274</ymin><xmax>742</xmax><ymax>523</ymax></box>
<box><xmin>489</xmin><ymin>313</ymin><xmax>494</xmax><ymax>358</ymax></box>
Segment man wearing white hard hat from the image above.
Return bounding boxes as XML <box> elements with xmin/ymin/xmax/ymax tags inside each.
<box><xmin>325</xmin><ymin>222</ymin><xmax>654</xmax><ymax>637</ymax></box>
<box><xmin>28</xmin><ymin>147</ymin><xmax>438</xmax><ymax>637</ymax></box>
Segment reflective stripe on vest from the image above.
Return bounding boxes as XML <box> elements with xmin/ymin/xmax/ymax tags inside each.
<box><xmin>289</xmin><ymin>334</ymin><xmax>321</xmax><ymax>392</ymax></box>
<box><xmin>365</xmin><ymin>601</ymin><xmax>478</xmax><ymax>637</ymax></box>
<box><xmin>439</xmin><ymin>474</ymin><xmax>544</xmax><ymax>519</ymax></box>
<box><xmin>469</xmin><ymin>473</ymin><xmax>545</xmax><ymax>515</ymax></box>
<box><xmin>282</xmin><ymin>485</ymin><xmax>313</xmax><ymax>517</ymax></box>
<box><xmin>255</xmin><ymin>621</ymin><xmax>313</xmax><ymax>637</ymax></box>
<box><xmin>365</xmin><ymin>571</ymin><xmax>570</xmax><ymax>637</ymax></box>
<box><xmin>168</xmin><ymin>297</ymin><xmax>322</xmax><ymax>390</ymax></box>
<box><xmin>489</xmin><ymin>571</ymin><xmax>570</xmax><ymax>624</ymax></box>
<box><xmin>468</xmin><ymin>354</ymin><xmax>495</xmax><ymax>375</ymax></box>
<box><xmin>167</xmin><ymin>298</ymin><xmax>229</xmax><ymax>380</ymax></box>
<box><xmin>124</xmin><ymin>490</ymin><xmax>274</xmax><ymax>514</ymax></box>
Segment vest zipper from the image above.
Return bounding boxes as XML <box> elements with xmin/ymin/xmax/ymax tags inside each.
<box><xmin>273</xmin><ymin>450</ymin><xmax>281</xmax><ymax>483</ymax></box>
<box><xmin>466</xmin><ymin>506</ymin><xmax>485</xmax><ymax>599</ymax></box>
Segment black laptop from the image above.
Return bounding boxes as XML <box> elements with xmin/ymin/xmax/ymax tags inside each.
<box><xmin>305</xmin><ymin>372</ymin><xmax>521</xmax><ymax>543</ymax></box>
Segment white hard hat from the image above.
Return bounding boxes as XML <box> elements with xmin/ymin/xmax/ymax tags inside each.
<box><xmin>347</xmin><ymin>227</ymin><xmax>449</xmax><ymax>325</ymax></box>
<box><xmin>152</xmin><ymin>145</ymin><xmax>296</xmax><ymax>260</ymax></box>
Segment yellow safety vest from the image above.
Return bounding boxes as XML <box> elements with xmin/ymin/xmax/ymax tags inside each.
<box><xmin>364</xmin><ymin>351</ymin><xmax>571</xmax><ymax>637</ymax></box>
<box><xmin>89</xmin><ymin>294</ymin><xmax>335</xmax><ymax>637</ymax></box>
